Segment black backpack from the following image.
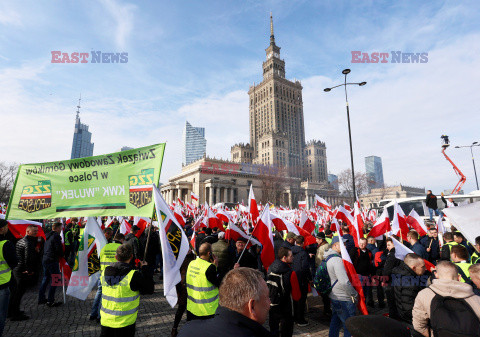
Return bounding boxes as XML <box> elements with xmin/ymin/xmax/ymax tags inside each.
<box><xmin>266</xmin><ymin>272</ymin><xmax>285</xmax><ymax>307</ymax></box>
<box><xmin>429</xmin><ymin>288</ymin><xmax>480</xmax><ymax>337</ymax></box>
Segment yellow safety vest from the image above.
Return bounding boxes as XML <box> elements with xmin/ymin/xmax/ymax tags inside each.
<box><xmin>100</xmin><ymin>269</ymin><xmax>139</xmax><ymax>328</ymax></box>
<box><xmin>78</xmin><ymin>227</ymin><xmax>85</xmax><ymax>243</ymax></box>
<box><xmin>455</xmin><ymin>262</ymin><xmax>472</xmax><ymax>283</ymax></box>
<box><xmin>100</xmin><ymin>243</ymin><xmax>121</xmax><ymax>272</ymax></box>
<box><xmin>186</xmin><ymin>257</ymin><xmax>219</xmax><ymax>317</ymax></box>
<box><xmin>472</xmin><ymin>252</ymin><xmax>480</xmax><ymax>264</ymax></box>
<box><xmin>444</xmin><ymin>241</ymin><xmax>458</xmax><ymax>252</ymax></box>
<box><xmin>325</xmin><ymin>237</ymin><xmax>332</xmax><ymax>244</ymax></box>
<box><xmin>0</xmin><ymin>240</ymin><xmax>12</xmax><ymax>285</ymax></box>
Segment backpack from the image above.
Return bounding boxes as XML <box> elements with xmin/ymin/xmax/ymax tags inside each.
<box><xmin>266</xmin><ymin>272</ymin><xmax>285</xmax><ymax>307</ymax></box>
<box><xmin>313</xmin><ymin>254</ymin><xmax>339</xmax><ymax>295</ymax></box>
<box><xmin>429</xmin><ymin>288</ymin><xmax>480</xmax><ymax>337</ymax></box>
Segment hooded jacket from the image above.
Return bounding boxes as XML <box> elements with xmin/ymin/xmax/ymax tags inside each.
<box><xmin>291</xmin><ymin>245</ymin><xmax>310</xmax><ymax>283</ymax></box>
<box><xmin>324</xmin><ymin>248</ymin><xmax>358</xmax><ymax>302</ymax></box>
<box><xmin>413</xmin><ymin>279</ymin><xmax>480</xmax><ymax>336</ymax></box>
<box><xmin>268</xmin><ymin>259</ymin><xmax>301</xmax><ymax>311</ymax></box>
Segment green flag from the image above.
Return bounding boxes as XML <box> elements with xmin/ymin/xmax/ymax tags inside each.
<box><xmin>6</xmin><ymin>143</ymin><xmax>165</xmax><ymax>219</ymax></box>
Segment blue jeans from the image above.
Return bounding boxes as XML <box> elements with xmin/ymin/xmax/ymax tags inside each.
<box><xmin>38</xmin><ymin>261</ymin><xmax>61</xmax><ymax>303</ymax></box>
<box><xmin>329</xmin><ymin>299</ymin><xmax>357</xmax><ymax>337</ymax></box>
<box><xmin>428</xmin><ymin>208</ymin><xmax>440</xmax><ymax>221</ymax></box>
<box><xmin>0</xmin><ymin>287</ymin><xmax>10</xmax><ymax>336</ymax></box>
<box><xmin>90</xmin><ymin>278</ymin><xmax>102</xmax><ymax>319</ymax></box>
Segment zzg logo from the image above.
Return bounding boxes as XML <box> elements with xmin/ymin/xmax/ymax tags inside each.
<box><xmin>129</xmin><ymin>168</ymin><xmax>154</xmax><ymax>208</ymax></box>
<box><xmin>18</xmin><ymin>180</ymin><xmax>52</xmax><ymax>213</ymax></box>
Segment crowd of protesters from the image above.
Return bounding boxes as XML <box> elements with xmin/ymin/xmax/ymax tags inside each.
<box><xmin>2</xmin><ymin>194</ymin><xmax>480</xmax><ymax>337</ymax></box>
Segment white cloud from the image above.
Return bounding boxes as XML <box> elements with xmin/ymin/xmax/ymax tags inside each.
<box><xmin>98</xmin><ymin>0</ymin><xmax>136</xmax><ymax>49</ymax></box>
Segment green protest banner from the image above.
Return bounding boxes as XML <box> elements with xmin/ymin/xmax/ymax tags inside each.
<box><xmin>6</xmin><ymin>143</ymin><xmax>165</xmax><ymax>220</ymax></box>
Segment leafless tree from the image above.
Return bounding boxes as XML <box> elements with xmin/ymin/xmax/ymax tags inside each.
<box><xmin>259</xmin><ymin>165</ymin><xmax>290</xmax><ymax>206</ymax></box>
<box><xmin>0</xmin><ymin>162</ymin><xmax>19</xmax><ymax>204</ymax></box>
<box><xmin>338</xmin><ymin>168</ymin><xmax>368</xmax><ymax>198</ymax></box>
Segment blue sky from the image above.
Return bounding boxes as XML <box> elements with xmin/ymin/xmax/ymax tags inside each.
<box><xmin>2</xmin><ymin>0</ymin><xmax>480</xmax><ymax>194</ymax></box>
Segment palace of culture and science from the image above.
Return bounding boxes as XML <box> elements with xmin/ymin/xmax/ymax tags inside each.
<box><xmin>161</xmin><ymin>15</ymin><xmax>340</xmax><ymax>208</ymax></box>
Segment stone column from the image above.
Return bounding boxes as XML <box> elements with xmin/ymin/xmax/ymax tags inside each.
<box><xmin>209</xmin><ymin>186</ymin><xmax>214</xmax><ymax>205</ymax></box>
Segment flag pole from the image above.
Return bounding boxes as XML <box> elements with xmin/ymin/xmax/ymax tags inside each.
<box><xmin>61</xmin><ymin>265</ymin><xmax>66</xmax><ymax>304</ymax></box>
<box><xmin>142</xmin><ymin>224</ymin><xmax>153</xmax><ymax>264</ymax></box>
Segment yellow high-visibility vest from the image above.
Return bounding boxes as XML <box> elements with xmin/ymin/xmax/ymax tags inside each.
<box><xmin>186</xmin><ymin>257</ymin><xmax>219</xmax><ymax>317</ymax></box>
<box><xmin>0</xmin><ymin>240</ymin><xmax>12</xmax><ymax>286</ymax></box>
<box><xmin>100</xmin><ymin>243</ymin><xmax>121</xmax><ymax>272</ymax></box>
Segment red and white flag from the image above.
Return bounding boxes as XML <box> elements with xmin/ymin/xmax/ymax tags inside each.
<box><xmin>225</xmin><ymin>222</ymin><xmax>261</xmax><ymax>247</ymax></box>
<box><xmin>391</xmin><ymin>236</ymin><xmax>435</xmax><ymax>272</ymax></box>
<box><xmin>248</xmin><ymin>185</ymin><xmax>260</xmax><ymax>224</ymax></box>
<box><xmin>191</xmin><ymin>191</ymin><xmax>199</xmax><ymax>202</ymax></box>
<box><xmin>298</xmin><ymin>200</ymin><xmax>307</xmax><ymax>209</ymax></box>
<box><xmin>353</xmin><ymin>202</ymin><xmax>364</xmax><ymax>244</ymax></box>
<box><xmin>133</xmin><ymin>216</ymin><xmax>150</xmax><ymax>237</ymax></box>
<box><xmin>406</xmin><ymin>209</ymin><xmax>428</xmax><ymax>236</ymax></box>
<box><xmin>0</xmin><ymin>214</ymin><xmax>46</xmax><ymax>239</ymax></box>
<box><xmin>315</xmin><ymin>194</ymin><xmax>331</xmax><ymax>211</ymax></box>
<box><xmin>270</xmin><ymin>212</ymin><xmax>299</xmax><ymax>235</ymax></box>
<box><xmin>216</xmin><ymin>208</ymin><xmax>232</xmax><ymax>225</ymax></box>
<box><xmin>391</xmin><ymin>201</ymin><xmax>409</xmax><ymax>241</ymax></box>
<box><xmin>173</xmin><ymin>206</ymin><xmax>186</xmax><ymax>228</ymax></box>
<box><xmin>299</xmin><ymin>210</ymin><xmax>315</xmax><ymax>234</ymax></box>
<box><xmin>369</xmin><ymin>209</ymin><xmax>391</xmax><ymax>238</ymax></box>
<box><xmin>119</xmin><ymin>217</ymin><xmax>132</xmax><ymax>235</ymax></box>
<box><xmin>334</xmin><ymin>221</ymin><xmax>368</xmax><ymax>315</ymax></box>
<box><xmin>252</xmin><ymin>207</ymin><xmax>274</xmax><ymax>270</ymax></box>
<box><xmin>206</xmin><ymin>207</ymin><xmax>224</xmax><ymax>231</ymax></box>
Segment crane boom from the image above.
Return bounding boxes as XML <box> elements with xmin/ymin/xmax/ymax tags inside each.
<box><xmin>441</xmin><ymin>147</ymin><xmax>466</xmax><ymax>194</ymax></box>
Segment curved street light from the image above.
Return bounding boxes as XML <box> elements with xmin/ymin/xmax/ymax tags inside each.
<box><xmin>324</xmin><ymin>69</ymin><xmax>367</xmax><ymax>203</ymax></box>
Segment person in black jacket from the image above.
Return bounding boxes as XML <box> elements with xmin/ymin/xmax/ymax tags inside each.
<box><xmin>0</xmin><ymin>219</ymin><xmax>17</xmax><ymax>335</ymax></box>
<box><xmin>9</xmin><ymin>225</ymin><xmax>41</xmax><ymax>321</ymax></box>
<box><xmin>139</xmin><ymin>226</ymin><xmax>160</xmax><ymax>278</ymax></box>
<box><xmin>381</xmin><ymin>238</ymin><xmax>400</xmax><ymax>319</ymax></box>
<box><xmin>125</xmin><ymin>226</ymin><xmax>143</xmax><ymax>261</ymax></box>
<box><xmin>291</xmin><ymin>235</ymin><xmax>310</xmax><ymax>326</ymax></box>
<box><xmin>391</xmin><ymin>253</ymin><xmax>428</xmax><ymax>324</ymax></box>
<box><xmin>349</xmin><ymin>237</ymin><xmax>375</xmax><ymax>307</ymax></box>
<box><xmin>38</xmin><ymin>222</ymin><xmax>64</xmax><ymax>307</ymax></box>
<box><xmin>232</xmin><ymin>237</ymin><xmax>257</xmax><ymax>269</ymax></box>
<box><xmin>425</xmin><ymin>190</ymin><xmax>440</xmax><ymax>221</ymax></box>
<box><xmin>420</xmin><ymin>228</ymin><xmax>440</xmax><ymax>263</ymax></box>
<box><xmin>178</xmin><ymin>267</ymin><xmax>273</xmax><ymax>337</ymax></box>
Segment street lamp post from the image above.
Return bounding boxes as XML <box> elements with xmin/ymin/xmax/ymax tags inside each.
<box><xmin>455</xmin><ymin>142</ymin><xmax>480</xmax><ymax>190</ymax></box>
<box><xmin>324</xmin><ymin>69</ymin><xmax>366</xmax><ymax>204</ymax></box>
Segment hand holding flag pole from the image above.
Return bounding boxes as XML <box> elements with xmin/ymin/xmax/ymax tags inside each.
<box><xmin>236</xmin><ymin>205</ymin><xmax>266</xmax><ymax>265</ymax></box>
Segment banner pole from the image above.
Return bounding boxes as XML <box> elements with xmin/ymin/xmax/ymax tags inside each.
<box><xmin>142</xmin><ymin>224</ymin><xmax>153</xmax><ymax>264</ymax></box>
<box><xmin>61</xmin><ymin>266</ymin><xmax>66</xmax><ymax>304</ymax></box>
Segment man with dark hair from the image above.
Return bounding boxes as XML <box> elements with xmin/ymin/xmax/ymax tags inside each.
<box><xmin>349</xmin><ymin>237</ymin><xmax>375</xmax><ymax>308</ymax></box>
<box><xmin>232</xmin><ymin>237</ymin><xmax>257</xmax><ymax>269</ymax></box>
<box><xmin>454</xmin><ymin>231</ymin><xmax>474</xmax><ymax>256</ymax></box>
<box><xmin>420</xmin><ymin>228</ymin><xmax>440</xmax><ymax>263</ymax></box>
<box><xmin>9</xmin><ymin>225</ymin><xmax>41</xmax><ymax>321</ymax></box>
<box><xmin>178</xmin><ymin>268</ymin><xmax>272</xmax><ymax>337</ymax></box>
<box><xmin>341</xmin><ymin>226</ymin><xmax>355</xmax><ymax>253</ymax></box>
<box><xmin>425</xmin><ymin>190</ymin><xmax>440</xmax><ymax>221</ymax></box>
<box><xmin>186</xmin><ymin>243</ymin><xmax>221</xmax><ymax>321</ymax></box>
<box><xmin>407</xmin><ymin>231</ymin><xmax>427</xmax><ymax>260</ymax></box>
<box><xmin>212</xmin><ymin>232</ymin><xmax>232</xmax><ymax>281</ymax></box>
<box><xmin>451</xmin><ymin>245</ymin><xmax>472</xmax><ymax>283</ymax></box>
<box><xmin>104</xmin><ymin>227</ymin><xmax>114</xmax><ymax>243</ymax></box>
<box><xmin>100</xmin><ymin>243</ymin><xmax>154</xmax><ymax>337</ymax></box>
<box><xmin>38</xmin><ymin>222</ymin><xmax>64</xmax><ymax>307</ymax></box>
<box><xmin>391</xmin><ymin>253</ymin><xmax>427</xmax><ymax>324</ymax></box>
<box><xmin>283</xmin><ymin>232</ymin><xmax>296</xmax><ymax>248</ymax></box>
<box><xmin>381</xmin><ymin>238</ymin><xmax>400</xmax><ymax>319</ymax></box>
<box><xmin>440</xmin><ymin>232</ymin><xmax>458</xmax><ymax>261</ymax></box>
<box><xmin>268</xmin><ymin>246</ymin><xmax>300</xmax><ymax>337</ymax></box>
<box><xmin>292</xmin><ymin>235</ymin><xmax>310</xmax><ymax>326</ymax></box>
<box><xmin>125</xmin><ymin>225</ymin><xmax>143</xmax><ymax>260</ymax></box>
<box><xmin>0</xmin><ymin>219</ymin><xmax>17</xmax><ymax>335</ymax></box>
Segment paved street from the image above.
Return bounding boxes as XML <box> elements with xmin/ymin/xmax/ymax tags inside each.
<box><xmin>4</xmin><ymin>273</ymin><xmax>386</xmax><ymax>337</ymax></box>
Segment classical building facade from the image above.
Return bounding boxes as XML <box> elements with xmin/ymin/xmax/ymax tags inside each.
<box><xmin>360</xmin><ymin>185</ymin><xmax>425</xmax><ymax>209</ymax></box>
<box><xmin>161</xmin><ymin>15</ymin><xmax>339</xmax><ymax>208</ymax></box>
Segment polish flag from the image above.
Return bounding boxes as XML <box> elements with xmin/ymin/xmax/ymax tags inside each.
<box><xmin>0</xmin><ymin>214</ymin><xmax>46</xmax><ymax>239</ymax></box>
<box><xmin>343</xmin><ymin>202</ymin><xmax>352</xmax><ymax>213</ymax></box>
<box><xmin>248</xmin><ymin>185</ymin><xmax>260</xmax><ymax>224</ymax></box>
<box><xmin>104</xmin><ymin>217</ymin><xmax>114</xmax><ymax>228</ymax></box>
<box><xmin>294</xmin><ymin>225</ymin><xmax>317</xmax><ymax>247</ymax></box>
<box><xmin>190</xmin><ymin>231</ymin><xmax>196</xmax><ymax>250</ymax></box>
<box><xmin>173</xmin><ymin>206</ymin><xmax>186</xmax><ymax>228</ymax></box>
<box><xmin>334</xmin><ymin>221</ymin><xmax>368</xmax><ymax>315</ymax></box>
<box><xmin>191</xmin><ymin>191</ymin><xmax>199</xmax><ymax>202</ymax></box>
<box><xmin>225</xmin><ymin>222</ymin><xmax>261</xmax><ymax>247</ymax></box>
<box><xmin>299</xmin><ymin>211</ymin><xmax>315</xmax><ymax>234</ymax></box>
<box><xmin>391</xmin><ymin>201</ymin><xmax>409</xmax><ymax>241</ymax></box>
<box><xmin>353</xmin><ymin>202</ymin><xmax>365</xmax><ymax>243</ymax></box>
<box><xmin>368</xmin><ymin>209</ymin><xmax>391</xmax><ymax>238</ymax></box>
<box><xmin>315</xmin><ymin>194</ymin><xmax>331</xmax><ymax>211</ymax></box>
<box><xmin>119</xmin><ymin>217</ymin><xmax>132</xmax><ymax>235</ymax></box>
<box><xmin>391</xmin><ymin>236</ymin><xmax>435</xmax><ymax>272</ymax></box>
<box><xmin>298</xmin><ymin>200</ymin><xmax>307</xmax><ymax>209</ymax></box>
<box><xmin>133</xmin><ymin>216</ymin><xmax>150</xmax><ymax>237</ymax></box>
<box><xmin>335</xmin><ymin>206</ymin><xmax>354</xmax><ymax>227</ymax></box>
<box><xmin>216</xmin><ymin>208</ymin><xmax>232</xmax><ymax>225</ymax></box>
<box><xmin>252</xmin><ymin>207</ymin><xmax>274</xmax><ymax>270</ymax></box>
<box><xmin>406</xmin><ymin>209</ymin><xmax>428</xmax><ymax>236</ymax></box>
<box><xmin>270</xmin><ymin>212</ymin><xmax>299</xmax><ymax>235</ymax></box>
<box><xmin>65</xmin><ymin>218</ymin><xmax>72</xmax><ymax>225</ymax></box>
<box><xmin>206</xmin><ymin>207</ymin><xmax>224</xmax><ymax>231</ymax></box>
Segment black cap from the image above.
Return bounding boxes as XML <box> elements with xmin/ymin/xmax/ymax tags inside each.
<box><xmin>0</xmin><ymin>219</ymin><xmax>7</xmax><ymax>229</ymax></box>
<box><xmin>316</xmin><ymin>232</ymin><xmax>326</xmax><ymax>239</ymax></box>
<box><xmin>237</xmin><ymin>237</ymin><xmax>248</xmax><ymax>243</ymax></box>
<box><xmin>131</xmin><ymin>225</ymin><xmax>140</xmax><ymax>231</ymax></box>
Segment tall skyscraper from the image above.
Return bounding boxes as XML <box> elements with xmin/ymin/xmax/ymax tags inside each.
<box><xmin>183</xmin><ymin>121</ymin><xmax>207</xmax><ymax>166</ymax></box>
<box><xmin>365</xmin><ymin>155</ymin><xmax>384</xmax><ymax>190</ymax></box>
<box><xmin>328</xmin><ymin>173</ymin><xmax>339</xmax><ymax>190</ymax></box>
<box><xmin>70</xmin><ymin>97</ymin><xmax>94</xmax><ymax>159</ymax></box>
<box><xmin>247</xmin><ymin>14</ymin><xmax>307</xmax><ymax>178</ymax></box>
